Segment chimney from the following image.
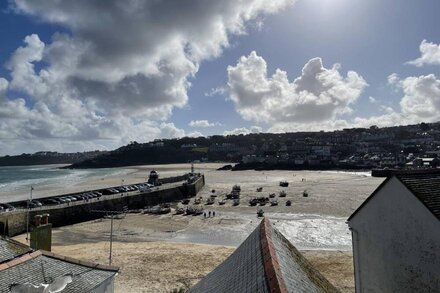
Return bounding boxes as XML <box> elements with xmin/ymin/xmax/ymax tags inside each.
<box><xmin>30</xmin><ymin>213</ymin><xmax>52</xmax><ymax>251</ymax></box>
<box><xmin>41</xmin><ymin>214</ymin><xmax>50</xmax><ymax>225</ymax></box>
<box><xmin>34</xmin><ymin>215</ymin><xmax>42</xmax><ymax>227</ymax></box>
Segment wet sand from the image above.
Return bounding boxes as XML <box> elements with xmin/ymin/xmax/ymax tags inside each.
<box><xmin>11</xmin><ymin>163</ymin><xmax>383</xmax><ymax>292</ymax></box>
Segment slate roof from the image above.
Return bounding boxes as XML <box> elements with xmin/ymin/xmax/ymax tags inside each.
<box><xmin>0</xmin><ymin>237</ymin><xmax>32</xmax><ymax>264</ymax></box>
<box><xmin>188</xmin><ymin>218</ymin><xmax>338</xmax><ymax>293</ymax></box>
<box><xmin>0</xmin><ymin>250</ymin><xmax>118</xmax><ymax>293</ymax></box>
<box><xmin>396</xmin><ymin>171</ymin><xmax>440</xmax><ymax>220</ymax></box>
<box><xmin>348</xmin><ymin>169</ymin><xmax>440</xmax><ymax>221</ymax></box>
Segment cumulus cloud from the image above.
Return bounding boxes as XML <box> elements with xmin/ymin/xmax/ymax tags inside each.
<box><xmin>227</xmin><ymin>51</ymin><xmax>367</xmax><ymax>127</ymax></box>
<box><xmin>407</xmin><ymin>40</ymin><xmax>440</xmax><ymax>67</ymax></box>
<box><xmin>189</xmin><ymin>120</ymin><xmax>221</xmax><ymax>127</ymax></box>
<box><xmin>223</xmin><ymin>126</ymin><xmax>263</xmax><ymax>136</ymax></box>
<box><xmin>400</xmin><ymin>74</ymin><xmax>440</xmax><ymax>119</ymax></box>
<box><xmin>227</xmin><ymin>51</ymin><xmax>440</xmax><ymax>132</ymax></box>
<box><xmin>368</xmin><ymin>96</ymin><xmax>376</xmax><ymax>103</ymax></box>
<box><xmin>0</xmin><ymin>0</ymin><xmax>294</xmax><ymax>154</ymax></box>
<box><xmin>354</xmin><ymin>74</ymin><xmax>440</xmax><ymax>128</ymax></box>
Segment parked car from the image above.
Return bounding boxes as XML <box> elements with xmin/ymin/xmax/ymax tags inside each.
<box><xmin>30</xmin><ymin>200</ymin><xmax>43</xmax><ymax>207</ymax></box>
<box><xmin>0</xmin><ymin>203</ymin><xmax>15</xmax><ymax>211</ymax></box>
<box><xmin>41</xmin><ymin>198</ymin><xmax>60</xmax><ymax>205</ymax></box>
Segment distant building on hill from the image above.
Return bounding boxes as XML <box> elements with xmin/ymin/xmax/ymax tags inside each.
<box><xmin>347</xmin><ymin>170</ymin><xmax>440</xmax><ymax>292</ymax></box>
<box><xmin>188</xmin><ymin>218</ymin><xmax>338</xmax><ymax>293</ymax></box>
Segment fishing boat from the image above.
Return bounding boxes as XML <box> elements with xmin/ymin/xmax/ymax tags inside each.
<box><xmin>270</xmin><ymin>199</ymin><xmax>278</xmax><ymax>206</ymax></box>
<box><xmin>279</xmin><ymin>190</ymin><xmax>286</xmax><ymax>197</ymax></box>
<box><xmin>257</xmin><ymin>208</ymin><xmax>264</xmax><ymax>217</ymax></box>
<box><xmin>218</xmin><ymin>199</ymin><xmax>226</xmax><ymax>205</ymax></box>
<box><xmin>181</xmin><ymin>199</ymin><xmax>190</xmax><ymax>205</ymax></box>
<box><xmin>249</xmin><ymin>198</ymin><xmax>258</xmax><ymax>206</ymax></box>
<box><xmin>175</xmin><ymin>207</ymin><xmax>185</xmax><ymax>214</ymax></box>
<box><xmin>286</xmin><ymin>200</ymin><xmax>292</xmax><ymax>206</ymax></box>
<box><xmin>256</xmin><ymin>187</ymin><xmax>263</xmax><ymax>192</ymax></box>
<box><xmin>186</xmin><ymin>207</ymin><xmax>195</xmax><ymax>215</ymax></box>
<box><xmin>269</xmin><ymin>193</ymin><xmax>276</xmax><ymax>198</ymax></box>
<box><xmin>194</xmin><ymin>197</ymin><xmax>202</xmax><ymax>204</ymax></box>
<box><xmin>279</xmin><ymin>181</ymin><xmax>289</xmax><ymax>187</ymax></box>
<box><xmin>206</xmin><ymin>197</ymin><xmax>215</xmax><ymax>205</ymax></box>
<box><xmin>233</xmin><ymin>199</ymin><xmax>240</xmax><ymax>206</ymax></box>
<box><xmin>193</xmin><ymin>208</ymin><xmax>204</xmax><ymax>216</ymax></box>
<box><xmin>303</xmin><ymin>190</ymin><xmax>308</xmax><ymax>197</ymax></box>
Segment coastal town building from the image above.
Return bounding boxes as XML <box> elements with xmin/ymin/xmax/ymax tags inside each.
<box><xmin>189</xmin><ymin>218</ymin><xmax>338</xmax><ymax>293</ymax></box>
<box><xmin>347</xmin><ymin>170</ymin><xmax>440</xmax><ymax>292</ymax></box>
<box><xmin>0</xmin><ymin>237</ymin><xmax>119</xmax><ymax>292</ymax></box>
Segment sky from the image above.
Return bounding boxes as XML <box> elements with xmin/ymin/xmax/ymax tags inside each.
<box><xmin>1</xmin><ymin>0</ymin><xmax>440</xmax><ymax>155</ymax></box>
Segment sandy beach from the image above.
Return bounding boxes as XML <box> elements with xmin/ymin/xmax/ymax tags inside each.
<box><xmin>10</xmin><ymin>163</ymin><xmax>385</xmax><ymax>292</ymax></box>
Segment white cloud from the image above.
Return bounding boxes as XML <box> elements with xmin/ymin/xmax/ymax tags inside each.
<box><xmin>407</xmin><ymin>40</ymin><xmax>440</xmax><ymax>67</ymax></box>
<box><xmin>387</xmin><ymin>73</ymin><xmax>399</xmax><ymax>85</ymax></box>
<box><xmin>226</xmin><ymin>51</ymin><xmax>440</xmax><ymax>132</ymax></box>
<box><xmin>223</xmin><ymin>126</ymin><xmax>263</xmax><ymax>136</ymax></box>
<box><xmin>354</xmin><ymin>74</ymin><xmax>440</xmax><ymax>128</ymax></box>
<box><xmin>400</xmin><ymin>74</ymin><xmax>440</xmax><ymax>119</ymax></box>
<box><xmin>189</xmin><ymin>120</ymin><xmax>221</xmax><ymax>127</ymax></box>
<box><xmin>368</xmin><ymin>96</ymin><xmax>376</xmax><ymax>103</ymax></box>
<box><xmin>227</xmin><ymin>51</ymin><xmax>367</xmax><ymax>128</ymax></box>
<box><xmin>204</xmin><ymin>87</ymin><xmax>226</xmax><ymax>97</ymax></box>
<box><xmin>0</xmin><ymin>0</ymin><xmax>295</xmax><ymax>154</ymax></box>
<box><xmin>187</xmin><ymin>131</ymin><xmax>204</xmax><ymax>138</ymax></box>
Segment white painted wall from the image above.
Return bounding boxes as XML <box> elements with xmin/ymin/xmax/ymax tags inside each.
<box><xmin>349</xmin><ymin>177</ymin><xmax>440</xmax><ymax>293</ymax></box>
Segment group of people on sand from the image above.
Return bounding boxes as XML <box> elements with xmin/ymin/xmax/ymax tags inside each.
<box><xmin>203</xmin><ymin>210</ymin><xmax>216</xmax><ymax>218</ymax></box>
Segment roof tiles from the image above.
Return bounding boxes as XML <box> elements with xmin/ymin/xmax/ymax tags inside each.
<box><xmin>189</xmin><ymin>218</ymin><xmax>339</xmax><ymax>293</ymax></box>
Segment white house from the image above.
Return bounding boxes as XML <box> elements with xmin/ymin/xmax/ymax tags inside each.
<box><xmin>347</xmin><ymin>170</ymin><xmax>440</xmax><ymax>292</ymax></box>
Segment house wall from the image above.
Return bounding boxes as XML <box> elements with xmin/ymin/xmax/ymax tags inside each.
<box><xmin>349</xmin><ymin>177</ymin><xmax>440</xmax><ymax>293</ymax></box>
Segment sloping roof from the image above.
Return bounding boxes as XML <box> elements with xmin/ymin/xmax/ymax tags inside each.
<box><xmin>396</xmin><ymin>171</ymin><xmax>440</xmax><ymax>220</ymax></box>
<box><xmin>188</xmin><ymin>218</ymin><xmax>338</xmax><ymax>293</ymax></box>
<box><xmin>0</xmin><ymin>250</ymin><xmax>118</xmax><ymax>292</ymax></box>
<box><xmin>348</xmin><ymin>169</ymin><xmax>440</xmax><ymax>221</ymax></box>
<box><xmin>0</xmin><ymin>237</ymin><xmax>32</xmax><ymax>264</ymax></box>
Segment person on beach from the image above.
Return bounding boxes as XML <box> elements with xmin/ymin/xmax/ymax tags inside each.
<box><xmin>208</xmin><ymin>211</ymin><xmax>211</xmax><ymax>217</ymax></box>
<box><xmin>213</xmin><ymin>211</ymin><xmax>216</xmax><ymax>217</ymax></box>
<box><xmin>203</xmin><ymin>212</ymin><xmax>206</xmax><ymax>218</ymax></box>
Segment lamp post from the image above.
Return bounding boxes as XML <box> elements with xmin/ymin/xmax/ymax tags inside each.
<box><xmin>26</xmin><ymin>186</ymin><xmax>34</xmax><ymax>242</ymax></box>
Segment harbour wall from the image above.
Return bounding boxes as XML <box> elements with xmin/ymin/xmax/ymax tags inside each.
<box><xmin>0</xmin><ymin>174</ymin><xmax>205</xmax><ymax>237</ymax></box>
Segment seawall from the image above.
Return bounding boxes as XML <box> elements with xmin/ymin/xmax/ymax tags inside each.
<box><xmin>0</xmin><ymin>174</ymin><xmax>205</xmax><ymax>237</ymax></box>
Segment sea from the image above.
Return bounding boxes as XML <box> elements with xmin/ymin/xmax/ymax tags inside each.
<box><xmin>0</xmin><ymin>164</ymin><xmax>130</xmax><ymax>200</ymax></box>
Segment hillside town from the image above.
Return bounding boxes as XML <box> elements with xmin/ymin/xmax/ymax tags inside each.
<box><xmin>3</xmin><ymin>122</ymin><xmax>440</xmax><ymax>170</ymax></box>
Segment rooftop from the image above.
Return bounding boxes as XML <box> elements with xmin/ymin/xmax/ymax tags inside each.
<box><xmin>348</xmin><ymin>169</ymin><xmax>440</xmax><ymax>221</ymax></box>
<box><xmin>0</xmin><ymin>237</ymin><xmax>32</xmax><ymax>264</ymax></box>
<box><xmin>396</xmin><ymin>171</ymin><xmax>440</xmax><ymax>220</ymax></box>
<box><xmin>0</xmin><ymin>248</ymin><xmax>118</xmax><ymax>292</ymax></box>
<box><xmin>188</xmin><ymin>218</ymin><xmax>338</xmax><ymax>293</ymax></box>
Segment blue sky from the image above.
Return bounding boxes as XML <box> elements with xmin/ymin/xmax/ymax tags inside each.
<box><xmin>1</xmin><ymin>0</ymin><xmax>440</xmax><ymax>155</ymax></box>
